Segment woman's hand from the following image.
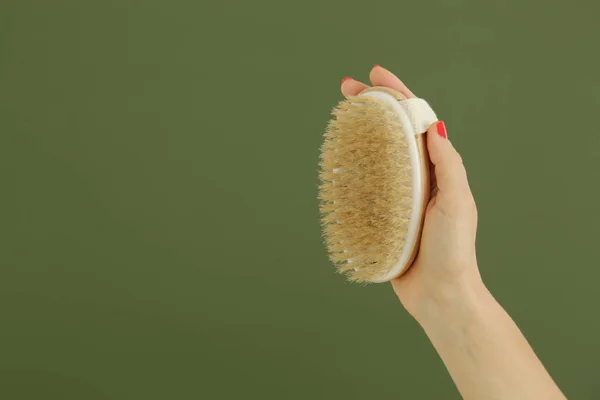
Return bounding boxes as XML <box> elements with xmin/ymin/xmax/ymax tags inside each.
<box><xmin>341</xmin><ymin>65</ymin><xmax>481</xmax><ymax>319</ymax></box>
<box><xmin>341</xmin><ymin>66</ymin><xmax>566</xmax><ymax>400</ymax></box>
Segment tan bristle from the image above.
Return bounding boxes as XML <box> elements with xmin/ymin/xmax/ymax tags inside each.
<box><xmin>318</xmin><ymin>95</ymin><xmax>412</xmax><ymax>283</ymax></box>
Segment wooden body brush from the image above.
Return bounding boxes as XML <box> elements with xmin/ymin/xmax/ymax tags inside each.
<box><xmin>319</xmin><ymin>87</ymin><xmax>438</xmax><ymax>283</ymax></box>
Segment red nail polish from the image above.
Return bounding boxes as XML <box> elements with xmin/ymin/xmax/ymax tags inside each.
<box><xmin>436</xmin><ymin>121</ymin><xmax>447</xmax><ymax>139</ymax></box>
<box><xmin>341</xmin><ymin>76</ymin><xmax>353</xmax><ymax>84</ymax></box>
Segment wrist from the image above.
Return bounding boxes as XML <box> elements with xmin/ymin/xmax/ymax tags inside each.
<box><xmin>411</xmin><ymin>269</ymin><xmax>491</xmax><ymax>328</ymax></box>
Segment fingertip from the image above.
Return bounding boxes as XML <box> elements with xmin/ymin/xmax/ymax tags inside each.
<box><xmin>427</xmin><ymin>121</ymin><xmax>447</xmax><ymax>139</ymax></box>
<box><xmin>341</xmin><ymin>78</ymin><xmax>370</xmax><ymax>97</ymax></box>
<box><xmin>426</xmin><ymin>121</ymin><xmax>451</xmax><ymax>166</ymax></box>
<box><xmin>369</xmin><ymin>65</ymin><xmax>416</xmax><ymax>98</ymax></box>
<box><xmin>436</xmin><ymin>121</ymin><xmax>448</xmax><ymax>139</ymax></box>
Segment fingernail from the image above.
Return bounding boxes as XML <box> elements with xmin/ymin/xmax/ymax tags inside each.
<box><xmin>436</xmin><ymin>121</ymin><xmax>447</xmax><ymax>139</ymax></box>
<box><xmin>373</xmin><ymin>64</ymin><xmax>381</xmax><ymax>69</ymax></box>
<box><xmin>341</xmin><ymin>76</ymin><xmax>353</xmax><ymax>84</ymax></box>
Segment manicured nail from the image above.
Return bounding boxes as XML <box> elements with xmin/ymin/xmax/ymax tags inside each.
<box><xmin>436</xmin><ymin>121</ymin><xmax>447</xmax><ymax>139</ymax></box>
<box><xmin>341</xmin><ymin>76</ymin><xmax>353</xmax><ymax>84</ymax></box>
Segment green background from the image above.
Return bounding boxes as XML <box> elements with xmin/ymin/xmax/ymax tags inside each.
<box><xmin>1</xmin><ymin>0</ymin><xmax>598</xmax><ymax>398</ymax></box>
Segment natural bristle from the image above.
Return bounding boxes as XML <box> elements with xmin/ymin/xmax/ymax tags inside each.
<box><xmin>318</xmin><ymin>95</ymin><xmax>413</xmax><ymax>283</ymax></box>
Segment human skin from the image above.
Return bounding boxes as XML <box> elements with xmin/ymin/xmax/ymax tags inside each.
<box><xmin>341</xmin><ymin>66</ymin><xmax>566</xmax><ymax>400</ymax></box>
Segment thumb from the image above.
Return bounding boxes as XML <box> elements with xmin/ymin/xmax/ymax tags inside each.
<box><xmin>426</xmin><ymin>121</ymin><xmax>471</xmax><ymax>198</ymax></box>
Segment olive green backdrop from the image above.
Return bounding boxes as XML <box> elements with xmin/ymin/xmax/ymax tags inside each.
<box><xmin>1</xmin><ymin>0</ymin><xmax>598</xmax><ymax>399</ymax></box>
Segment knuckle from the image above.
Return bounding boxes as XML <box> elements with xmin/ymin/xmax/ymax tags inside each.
<box><xmin>468</xmin><ymin>198</ymin><xmax>478</xmax><ymax>215</ymax></box>
<box><xmin>454</xmin><ymin>152</ymin><xmax>464</xmax><ymax>165</ymax></box>
<box><xmin>455</xmin><ymin>192</ymin><xmax>477</xmax><ymax>214</ymax></box>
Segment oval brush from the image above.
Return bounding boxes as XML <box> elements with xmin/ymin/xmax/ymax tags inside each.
<box><xmin>318</xmin><ymin>86</ymin><xmax>438</xmax><ymax>283</ymax></box>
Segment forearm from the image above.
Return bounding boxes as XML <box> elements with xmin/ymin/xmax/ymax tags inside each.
<box><xmin>414</xmin><ymin>273</ymin><xmax>566</xmax><ymax>400</ymax></box>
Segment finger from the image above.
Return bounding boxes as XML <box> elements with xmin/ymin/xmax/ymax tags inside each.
<box><xmin>341</xmin><ymin>77</ymin><xmax>370</xmax><ymax>97</ymax></box>
<box><xmin>369</xmin><ymin>65</ymin><xmax>416</xmax><ymax>98</ymax></box>
<box><xmin>426</xmin><ymin>121</ymin><xmax>471</xmax><ymax>197</ymax></box>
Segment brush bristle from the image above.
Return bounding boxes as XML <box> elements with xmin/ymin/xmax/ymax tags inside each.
<box><xmin>318</xmin><ymin>95</ymin><xmax>412</xmax><ymax>283</ymax></box>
